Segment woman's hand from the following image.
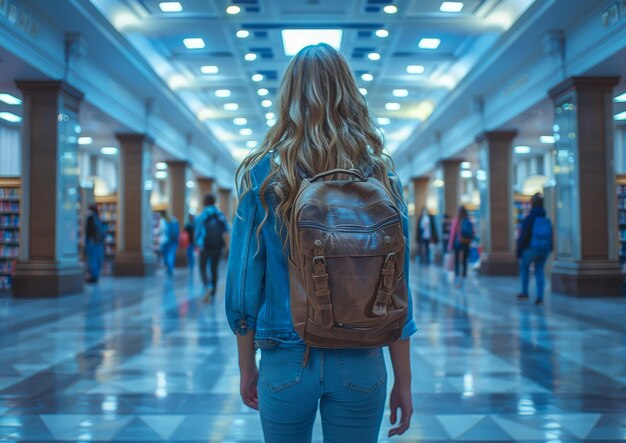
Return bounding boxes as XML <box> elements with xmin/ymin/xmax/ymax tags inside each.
<box><xmin>388</xmin><ymin>380</ymin><xmax>413</xmax><ymax>436</ymax></box>
<box><xmin>388</xmin><ymin>339</ymin><xmax>413</xmax><ymax>437</ymax></box>
<box><xmin>240</xmin><ymin>365</ymin><xmax>259</xmax><ymax>410</ymax></box>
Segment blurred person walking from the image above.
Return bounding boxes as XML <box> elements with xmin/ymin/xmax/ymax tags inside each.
<box><xmin>416</xmin><ymin>207</ymin><xmax>438</xmax><ymax>266</ymax></box>
<box><xmin>448</xmin><ymin>205</ymin><xmax>474</xmax><ymax>287</ymax></box>
<box><xmin>183</xmin><ymin>214</ymin><xmax>196</xmax><ymax>271</ymax></box>
<box><xmin>516</xmin><ymin>193</ymin><xmax>553</xmax><ymax>306</ymax></box>
<box><xmin>85</xmin><ymin>203</ymin><xmax>105</xmax><ymax>283</ymax></box>
<box><xmin>195</xmin><ymin>194</ymin><xmax>228</xmax><ymax>302</ymax></box>
<box><xmin>158</xmin><ymin>210</ymin><xmax>179</xmax><ymax>276</ymax></box>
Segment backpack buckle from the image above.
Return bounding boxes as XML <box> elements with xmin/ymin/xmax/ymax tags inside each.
<box><xmin>313</xmin><ymin>256</ymin><xmax>326</xmax><ymax>266</ymax></box>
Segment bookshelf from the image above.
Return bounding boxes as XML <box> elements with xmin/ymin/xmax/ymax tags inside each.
<box><xmin>616</xmin><ymin>175</ymin><xmax>626</xmax><ymax>272</ymax></box>
<box><xmin>0</xmin><ymin>178</ymin><xmax>20</xmax><ymax>291</ymax></box>
<box><xmin>95</xmin><ymin>195</ymin><xmax>117</xmax><ymax>275</ymax></box>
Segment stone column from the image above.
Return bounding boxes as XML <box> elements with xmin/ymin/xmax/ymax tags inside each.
<box><xmin>167</xmin><ymin>161</ymin><xmax>189</xmax><ymax>267</ymax></box>
<box><xmin>218</xmin><ymin>187</ymin><xmax>232</xmax><ymax>222</ymax></box>
<box><xmin>412</xmin><ymin>177</ymin><xmax>430</xmax><ymax>256</ymax></box>
<box><xmin>476</xmin><ymin>131</ymin><xmax>519</xmax><ymax>275</ymax></box>
<box><xmin>197</xmin><ymin>177</ymin><xmax>215</xmax><ymax>201</ymax></box>
<box><xmin>13</xmin><ymin>81</ymin><xmax>84</xmax><ymax>297</ymax></box>
<box><xmin>113</xmin><ymin>133</ymin><xmax>156</xmax><ymax>276</ymax></box>
<box><xmin>439</xmin><ymin>160</ymin><xmax>461</xmax><ymax>219</ymax></box>
<box><xmin>549</xmin><ymin>76</ymin><xmax>623</xmax><ymax>296</ymax></box>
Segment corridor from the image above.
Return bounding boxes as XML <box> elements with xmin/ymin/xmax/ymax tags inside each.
<box><xmin>0</xmin><ymin>265</ymin><xmax>625</xmax><ymax>442</ymax></box>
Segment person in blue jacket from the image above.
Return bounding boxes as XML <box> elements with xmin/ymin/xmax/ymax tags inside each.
<box><xmin>224</xmin><ymin>43</ymin><xmax>416</xmax><ymax>443</ymax></box>
<box><xmin>516</xmin><ymin>193</ymin><xmax>553</xmax><ymax>305</ymax></box>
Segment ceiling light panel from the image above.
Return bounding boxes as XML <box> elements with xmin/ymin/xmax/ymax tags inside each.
<box><xmin>200</xmin><ymin>65</ymin><xmax>219</xmax><ymax>74</ymax></box>
<box><xmin>245</xmin><ymin>53</ymin><xmax>257</xmax><ymax>61</ymax></box>
<box><xmin>261</xmin><ymin>100</ymin><xmax>272</xmax><ymax>108</ymax></box>
<box><xmin>251</xmin><ymin>74</ymin><xmax>263</xmax><ymax>82</ymax></box>
<box><xmin>233</xmin><ymin>118</ymin><xmax>247</xmax><ymax>125</ymax></box>
<box><xmin>368</xmin><ymin>52</ymin><xmax>381</xmax><ymax>61</ymax></box>
<box><xmin>361</xmin><ymin>73</ymin><xmax>374</xmax><ymax>82</ymax></box>
<box><xmin>159</xmin><ymin>2</ymin><xmax>182</xmax><ymax>12</ymax></box>
<box><xmin>375</xmin><ymin>29</ymin><xmax>389</xmax><ymax>38</ymax></box>
<box><xmin>383</xmin><ymin>5</ymin><xmax>398</xmax><ymax>14</ymax></box>
<box><xmin>440</xmin><ymin>2</ymin><xmax>464</xmax><ymax>13</ymax></box>
<box><xmin>224</xmin><ymin>103</ymin><xmax>239</xmax><ymax>111</ymax></box>
<box><xmin>239</xmin><ymin>128</ymin><xmax>253</xmax><ymax>136</ymax></box>
<box><xmin>407</xmin><ymin>65</ymin><xmax>425</xmax><ymax>74</ymax></box>
<box><xmin>226</xmin><ymin>5</ymin><xmax>240</xmax><ymax>14</ymax></box>
<box><xmin>385</xmin><ymin>103</ymin><xmax>401</xmax><ymax>111</ymax></box>
<box><xmin>183</xmin><ymin>38</ymin><xmax>205</xmax><ymax>49</ymax></box>
<box><xmin>236</xmin><ymin>29</ymin><xmax>250</xmax><ymax>38</ymax></box>
<box><xmin>0</xmin><ymin>93</ymin><xmax>22</xmax><ymax>105</ymax></box>
<box><xmin>215</xmin><ymin>89</ymin><xmax>231</xmax><ymax>97</ymax></box>
<box><xmin>392</xmin><ymin>89</ymin><xmax>409</xmax><ymax>97</ymax></box>
<box><xmin>281</xmin><ymin>29</ymin><xmax>343</xmax><ymax>56</ymax></box>
<box><xmin>418</xmin><ymin>38</ymin><xmax>441</xmax><ymax>49</ymax></box>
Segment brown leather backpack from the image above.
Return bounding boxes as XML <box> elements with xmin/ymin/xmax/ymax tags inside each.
<box><xmin>288</xmin><ymin>168</ymin><xmax>408</xmax><ymax>349</ymax></box>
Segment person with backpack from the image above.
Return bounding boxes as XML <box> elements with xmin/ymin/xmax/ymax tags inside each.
<box><xmin>194</xmin><ymin>194</ymin><xmax>229</xmax><ymax>301</ymax></box>
<box><xmin>183</xmin><ymin>214</ymin><xmax>196</xmax><ymax>271</ymax></box>
<box><xmin>158</xmin><ymin>210</ymin><xmax>179</xmax><ymax>276</ymax></box>
<box><xmin>447</xmin><ymin>205</ymin><xmax>473</xmax><ymax>287</ymax></box>
<box><xmin>516</xmin><ymin>193</ymin><xmax>553</xmax><ymax>305</ymax></box>
<box><xmin>225</xmin><ymin>44</ymin><xmax>416</xmax><ymax>443</ymax></box>
<box><xmin>85</xmin><ymin>203</ymin><xmax>106</xmax><ymax>283</ymax></box>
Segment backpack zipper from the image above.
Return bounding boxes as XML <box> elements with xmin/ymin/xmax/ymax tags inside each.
<box><xmin>298</xmin><ymin>214</ymin><xmax>400</xmax><ymax>233</ymax></box>
<box><xmin>334</xmin><ymin>320</ymin><xmax>386</xmax><ymax>330</ymax></box>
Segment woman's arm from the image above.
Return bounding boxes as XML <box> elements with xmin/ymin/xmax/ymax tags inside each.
<box><xmin>388</xmin><ymin>339</ymin><xmax>413</xmax><ymax>437</ymax></box>
<box><xmin>237</xmin><ymin>331</ymin><xmax>259</xmax><ymax>410</ymax></box>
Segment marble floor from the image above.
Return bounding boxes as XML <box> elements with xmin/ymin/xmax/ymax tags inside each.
<box><xmin>0</xmin><ymin>262</ymin><xmax>625</xmax><ymax>442</ymax></box>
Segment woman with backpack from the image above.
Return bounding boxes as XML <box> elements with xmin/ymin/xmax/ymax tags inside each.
<box><xmin>225</xmin><ymin>44</ymin><xmax>416</xmax><ymax>442</ymax></box>
<box><xmin>448</xmin><ymin>205</ymin><xmax>474</xmax><ymax>287</ymax></box>
<box><xmin>516</xmin><ymin>193</ymin><xmax>553</xmax><ymax>306</ymax></box>
<box><xmin>85</xmin><ymin>203</ymin><xmax>105</xmax><ymax>283</ymax></box>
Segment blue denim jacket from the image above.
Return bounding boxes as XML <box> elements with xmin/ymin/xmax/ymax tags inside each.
<box><xmin>225</xmin><ymin>155</ymin><xmax>417</xmax><ymax>344</ymax></box>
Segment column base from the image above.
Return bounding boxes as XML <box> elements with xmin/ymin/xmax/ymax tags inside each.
<box><xmin>113</xmin><ymin>252</ymin><xmax>156</xmax><ymax>276</ymax></box>
<box><xmin>551</xmin><ymin>260</ymin><xmax>624</xmax><ymax>296</ymax></box>
<box><xmin>478</xmin><ymin>252</ymin><xmax>519</xmax><ymax>276</ymax></box>
<box><xmin>13</xmin><ymin>261</ymin><xmax>84</xmax><ymax>297</ymax></box>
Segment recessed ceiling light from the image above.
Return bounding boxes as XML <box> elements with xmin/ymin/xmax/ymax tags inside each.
<box><xmin>614</xmin><ymin>111</ymin><xmax>626</xmax><ymax>121</ymax></box>
<box><xmin>0</xmin><ymin>112</ymin><xmax>22</xmax><ymax>123</ymax></box>
<box><xmin>233</xmin><ymin>117</ymin><xmax>247</xmax><ymax>125</ymax></box>
<box><xmin>419</xmin><ymin>38</ymin><xmax>441</xmax><ymax>49</ymax></box>
<box><xmin>224</xmin><ymin>103</ymin><xmax>239</xmax><ymax>111</ymax></box>
<box><xmin>265</xmin><ymin>112</ymin><xmax>275</xmax><ymax>120</ymax></box>
<box><xmin>78</xmin><ymin>137</ymin><xmax>93</xmax><ymax>145</ymax></box>
<box><xmin>261</xmin><ymin>99</ymin><xmax>272</xmax><ymax>108</ymax></box>
<box><xmin>101</xmin><ymin>146</ymin><xmax>118</xmax><ymax>155</ymax></box>
<box><xmin>392</xmin><ymin>89</ymin><xmax>408</xmax><ymax>97</ymax></box>
<box><xmin>236</xmin><ymin>29</ymin><xmax>250</xmax><ymax>38</ymax></box>
<box><xmin>407</xmin><ymin>65</ymin><xmax>425</xmax><ymax>74</ymax></box>
<box><xmin>361</xmin><ymin>73</ymin><xmax>374</xmax><ymax>82</ymax></box>
<box><xmin>377</xmin><ymin>117</ymin><xmax>391</xmax><ymax>125</ymax></box>
<box><xmin>266</xmin><ymin>119</ymin><xmax>277</xmax><ymax>127</ymax></box>
<box><xmin>280</xmin><ymin>29</ymin><xmax>343</xmax><ymax>56</ymax></box>
<box><xmin>383</xmin><ymin>5</ymin><xmax>398</xmax><ymax>14</ymax></box>
<box><xmin>375</xmin><ymin>29</ymin><xmax>389</xmax><ymax>38</ymax></box>
<box><xmin>247</xmin><ymin>140</ymin><xmax>258</xmax><ymax>148</ymax></box>
<box><xmin>215</xmin><ymin>89</ymin><xmax>231</xmax><ymax>97</ymax></box>
<box><xmin>460</xmin><ymin>170</ymin><xmax>473</xmax><ymax>178</ymax></box>
<box><xmin>186</xmin><ymin>180</ymin><xmax>196</xmax><ymax>189</ymax></box>
<box><xmin>226</xmin><ymin>5</ymin><xmax>240</xmax><ymax>14</ymax></box>
<box><xmin>476</xmin><ymin>170</ymin><xmax>487</xmax><ymax>181</ymax></box>
<box><xmin>359</xmin><ymin>88</ymin><xmax>368</xmax><ymax>95</ymax></box>
<box><xmin>251</xmin><ymin>73</ymin><xmax>263</xmax><ymax>82</ymax></box>
<box><xmin>614</xmin><ymin>92</ymin><xmax>626</xmax><ymax>102</ymax></box>
<box><xmin>239</xmin><ymin>128</ymin><xmax>253</xmax><ymax>136</ymax></box>
<box><xmin>155</xmin><ymin>170</ymin><xmax>168</xmax><ymax>180</ymax></box>
<box><xmin>440</xmin><ymin>1</ymin><xmax>464</xmax><ymax>13</ymax></box>
<box><xmin>514</xmin><ymin>145</ymin><xmax>531</xmax><ymax>154</ymax></box>
<box><xmin>460</xmin><ymin>161</ymin><xmax>471</xmax><ymax>169</ymax></box>
<box><xmin>183</xmin><ymin>38</ymin><xmax>205</xmax><ymax>49</ymax></box>
<box><xmin>156</xmin><ymin>162</ymin><xmax>168</xmax><ymax>170</ymax></box>
<box><xmin>368</xmin><ymin>52</ymin><xmax>381</xmax><ymax>61</ymax></box>
<box><xmin>540</xmin><ymin>135</ymin><xmax>555</xmax><ymax>144</ymax></box>
<box><xmin>0</xmin><ymin>93</ymin><xmax>22</xmax><ymax>105</ymax></box>
<box><xmin>200</xmin><ymin>65</ymin><xmax>219</xmax><ymax>74</ymax></box>
<box><xmin>257</xmin><ymin>88</ymin><xmax>269</xmax><ymax>96</ymax></box>
<box><xmin>244</xmin><ymin>53</ymin><xmax>257</xmax><ymax>61</ymax></box>
<box><xmin>385</xmin><ymin>102</ymin><xmax>401</xmax><ymax>111</ymax></box>
<box><xmin>433</xmin><ymin>178</ymin><xmax>444</xmax><ymax>187</ymax></box>
<box><xmin>159</xmin><ymin>2</ymin><xmax>182</xmax><ymax>12</ymax></box>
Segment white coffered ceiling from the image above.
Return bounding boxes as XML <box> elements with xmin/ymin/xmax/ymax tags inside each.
<box><xmin>89</xmin><ymin>0</ymin><xmax>537</xmax><ymax>161</ymax></box>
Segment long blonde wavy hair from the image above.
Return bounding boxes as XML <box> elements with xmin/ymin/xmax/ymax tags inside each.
<box><xmin>236</xmin><ymin>43</ymin><xmax>399</xmax><ymax>244</ymax></box>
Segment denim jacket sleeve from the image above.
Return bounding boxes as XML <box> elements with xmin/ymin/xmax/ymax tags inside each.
<box><xmin>390</xmin><ymin>174</ymin><xmax>418</xmax><ymax>340</ymax></box>
<box><xmin>224</xmin><ymin>187</ymin><xmax>266</xmax><ymax>335</ymax></box>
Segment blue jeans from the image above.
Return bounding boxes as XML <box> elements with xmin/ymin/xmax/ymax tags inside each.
<box><xmin>162</xmin><ymin>242</ymin><xmax>177</xmax><ymax>275</ymax></box>
<box><xmin>186</xmin><ymin>245</ymin><xmax>195</xmax><ymax>270</ymax></box>
<box><xmin>85</xmin><ymin>240</ymin><xmax>104</xmax><ymax>279</ymax></box>
<box><xmin>520</xmin><ymin>248</ymin><xmax>549</xmax><ymax>300</ymax></box>
<box><xmin>258</xmin><ymin>345</ymin><xmax>387</xmax><ymax>443</ymax></box>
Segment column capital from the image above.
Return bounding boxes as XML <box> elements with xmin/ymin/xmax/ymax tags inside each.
<box><xmin>549</xmin><ymin>76</ymin><xmax>620</xmax><ymax>99</ymax></box>
<box><xmin>16</xmin><ymin>80</ymin><xmax>83</xmax><ymax>110</ymax></box>
<box><xmin>165</xmin><ymin>160</ymin><xmax>189</xmax><ymax>168</ymax></box>
<box><xmin>412</xmin><ymin>176</ymin><xmax>430</xmax><ymax>183</ymax></box>
<box><xmin>475</xmin><ymin>130</ymin><xmax>518</xmax><ymax>144</ymax></box>
<box><xmin>115</xmin><ymin>132</ymin><xmax>155</xmax><ymax>146</ymax></box>
<box><xmin>217</xmin><ymin>186</ymin><xmax>232</xmax><ymax>193</ymax></box>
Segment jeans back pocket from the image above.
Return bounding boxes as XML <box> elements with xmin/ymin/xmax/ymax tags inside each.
<box><xmin>259</xmin><ymin>346</ymin><xmax>305</xmax><ymax>392</ymax></box>
<box><xmin>335</xmin><ymin>348</ymin><xmax>387</xmax><ymax>393</ymax></box>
